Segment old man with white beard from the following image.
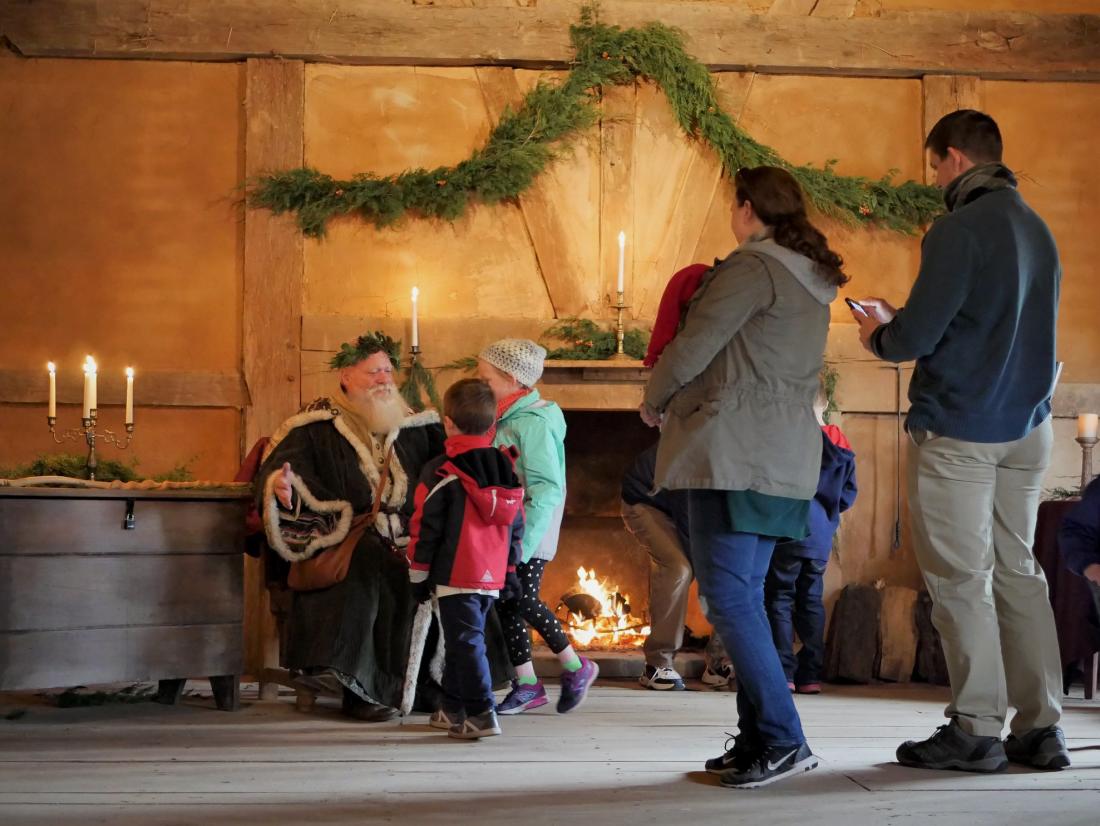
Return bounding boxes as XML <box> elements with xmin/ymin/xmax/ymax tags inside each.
<box><xmin>257</xmin><ymin>332</ymin><xmax>448</xmax><ymax>721</ymax></box>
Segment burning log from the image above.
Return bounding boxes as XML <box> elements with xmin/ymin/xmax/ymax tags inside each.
<box><xmin>555</xmin><ymin>566</ymin><xmax>650</xmax><ymax>650</ymax></box>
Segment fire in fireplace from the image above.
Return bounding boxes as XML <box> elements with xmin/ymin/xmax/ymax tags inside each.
<box><xmin>556</xmin><ymin>566</ymin><xmax>651</xmax><ymax>649</ymax></box>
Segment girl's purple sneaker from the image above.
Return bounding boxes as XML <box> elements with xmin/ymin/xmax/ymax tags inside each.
<box><xmin>557</xmin><ymin>657</ymin><xmax>599</xmax><ymax>713</ymax></box>
<box><xmin>496</xmin><ymin>680</ymin><xmax>549</xmax><ymax>715</ymax></box>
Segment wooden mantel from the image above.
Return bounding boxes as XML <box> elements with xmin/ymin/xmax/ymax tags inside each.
<box><xmin>2</xmin><ymin>1</ymin><xmax>1099</xmax><ymax>81</ymax></box>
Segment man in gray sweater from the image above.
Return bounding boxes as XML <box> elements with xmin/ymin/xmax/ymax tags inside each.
<box><xmin>853</xmin><ymin>110</ymin><xmax>1068</xmax><ymax>773</ymax></box>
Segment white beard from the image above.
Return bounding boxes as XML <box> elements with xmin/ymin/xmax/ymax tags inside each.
<box><xmin>346</xmin><ymin>384</ymin><xmax>407</xmax><ymax>435</ymax></box>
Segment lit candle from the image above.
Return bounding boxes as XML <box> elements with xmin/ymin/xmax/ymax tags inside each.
<box><xmin>47</xmin><ymin>362</ymin><xmax>56</xmax><ymax>419</ymax></box>
<box><xmin>125</xmin><ymin>367</ymin><xmax>134</xmax><ymax>425</ymax></box>
<box><xmin>411</xmin><ymin>286</ymin><xmax>420</xmax><ymax>349</ymax></box>
<box><xmin>617</xmin><ymin>231</ymin><xmax>626</xmax><ymax>295</ymax></box>
<box><xmin>82</xmin><ymin>359</ymin><xmax>91</xmax><ymax>419</ymax></box>
<box><xmin>85</xmin><ymin>355</ymin><xmax>97</xmax><ymax>416</ymax></box>
<box><xmin>1079</xmin><ymin>413</ymin><xmax>1099</xmax><ymax>440</ymax></box>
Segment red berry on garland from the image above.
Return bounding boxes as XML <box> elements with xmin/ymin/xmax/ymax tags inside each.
<box><xmin>859</xmin><ymin>205</ymin><xmax>872</xmax><ymax>216</ymax></box>
<box><xmin>602</xmin><ymin>51</ymin><xmax>610</xmax><ymax>59</ymax></box>
<box><xmin>334</xmin><ymin>189</ymin><xmax>344</xmax><ymax>197</ymax></box>
<box><xmin>436</xmin><ymin>179</ymin><xmax>447</xmax><ymax>187</ymax></box>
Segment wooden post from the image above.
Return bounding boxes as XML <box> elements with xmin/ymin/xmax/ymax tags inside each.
<box><xmin>243</xmin><ymin>57</ymin><xmax>305</xmax><ymax>696</ymax></box>
<box><xmin>921</xmin><ymin>75</ymin><xmax>984</xmax><ymax>182</ymax></box>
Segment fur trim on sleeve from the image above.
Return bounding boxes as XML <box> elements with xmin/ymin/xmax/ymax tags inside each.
<box><xmin>262</xmin><ymin>470</ymin><xmax>354</xmax><ymax>563</ymax></box>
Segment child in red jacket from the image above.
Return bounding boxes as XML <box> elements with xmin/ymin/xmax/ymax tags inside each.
<box><xmin>407</xmin><ymin>379</ymin><xmax>525</xmax><ymax>739</ymax></box>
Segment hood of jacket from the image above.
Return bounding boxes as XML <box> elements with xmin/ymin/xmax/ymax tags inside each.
<box><xmin>736</xmin><ymin>238</ymin><xmax>837</xmax><ymax>306</ymax></box>
<box><xmin>442</xmin><ymin>446</ymin><xmax>524</xmax><ymax>527</ymax></box>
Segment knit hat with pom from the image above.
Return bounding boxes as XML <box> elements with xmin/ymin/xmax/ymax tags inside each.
<box><xmin>478</xmin><ymin>338</ymin><xmax>547</xmax><ymax>388</ymax></box>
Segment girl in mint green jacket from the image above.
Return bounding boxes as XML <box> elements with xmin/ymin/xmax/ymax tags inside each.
<box><xmin>477</xmin><ymin>339</ymin><xmax>598</xmax><ymax>714</ymax></box>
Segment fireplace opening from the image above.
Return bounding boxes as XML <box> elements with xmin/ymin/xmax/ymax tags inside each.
<box><xmin>534</xmin><ymin>410</ymin><xmax>710</xmax><ymax>652</ymax></box>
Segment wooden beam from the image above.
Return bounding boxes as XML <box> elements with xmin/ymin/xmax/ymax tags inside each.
<box><xmin>0</xmin><ymin>370</ymin><xmax>247</xmax><ymax>408</ymax></box>
<box><xmin>921</xmin><ymin>75</ymin><xmax>984</xmax><ymax>183</ymax></box>
<box><xmin>242</xmin><ymin>58</ymin><xmax>304</xmax><ymax>686</ymax></box>
<box><xmin>243</xmin><ymin>58</ymin><xmax>304</xmax><ymax>448</ymax></box>
<box><xmin>3</xmin><ymin>1</ymin><xmax>1100</xmax><ymax>81</ymax></box>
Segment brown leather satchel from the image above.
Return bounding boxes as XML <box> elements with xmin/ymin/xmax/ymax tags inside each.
<box><xmin>287</xmin><ymin>446</ymin><xmax>393</xmax><ymax>592</ymax></box>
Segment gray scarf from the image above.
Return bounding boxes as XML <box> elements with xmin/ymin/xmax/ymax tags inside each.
<box><xmin>943</xmin><ymin>162</ymin><xmax>1017</xmax><ymax>212</ymax></box>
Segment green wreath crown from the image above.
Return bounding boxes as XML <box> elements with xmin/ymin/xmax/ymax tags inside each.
<box><xmin>329</xmin><ymin>332</ymin><xmax>402</xmax><ymax>370</ymax></box>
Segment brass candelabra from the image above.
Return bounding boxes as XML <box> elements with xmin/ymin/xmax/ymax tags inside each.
<box><xmin>48</xmin><ymin>409</ymin><xmax>135</xmax><ymax>481</ymax></box>
<box><xmin>1079</xmin><ymin>435</ymin><xmax>1098</xmax><ymax>493</ymax></box>
<box><xmin>610</xmin><ymin>290</ymin><xmax>632</xmax><ymax>361</ymax></box>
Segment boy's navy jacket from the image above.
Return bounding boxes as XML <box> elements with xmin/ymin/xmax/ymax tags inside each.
<box><xmin>776</xmin><ymin>425</ymin><xmax>858</xmax><ymax>560</ymax></box>
<box><xmin>1059</xmin><ymin>476</ymin><xmax>1100</xmax><ymax>577</ymax></box>
<box><xmin>407</xmin><ymin>434</ymin><xmax>524</xmax><ymax>590</ymax></box>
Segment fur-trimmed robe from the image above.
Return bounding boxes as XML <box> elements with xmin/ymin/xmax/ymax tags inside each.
<box><xmin>258</xmin><ymin>399</ymin><xmax>509</xmax><ymax>709</ymax></box>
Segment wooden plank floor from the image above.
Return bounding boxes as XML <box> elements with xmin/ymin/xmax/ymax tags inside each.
<box><xmin>2</xmin><ymin>680</ymin><xmax>1099</xmax><ymax>824</ymax></box>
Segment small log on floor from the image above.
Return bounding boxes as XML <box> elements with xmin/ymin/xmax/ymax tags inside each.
<box><xmin>824</xmin><ymin>584</ymin><xmax>882</xmax><ymax>684</ymax></box>
<box><xmin>876</xmin><ymin>586</ymin><xmax>919</xmax><ymax>683</ymax></box>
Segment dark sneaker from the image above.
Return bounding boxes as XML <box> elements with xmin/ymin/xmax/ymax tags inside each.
<box><xmin>429</xmin><ymin>708</ymin><xmax>464</xmax><ymax>730</ymax></box>
<box><xmin>496</xmin><ymin>680</ymin><xmax>549</xmax><ymax>715</ymax></box>
<box><xmin>557</xmin><ymin>657</ymin><xmax>599</xmax><ymax>713</ymax></box>
<box><xmin>639</xmin><ymin>665</ymin><xmax>686</xmax><ymax>691</ymax></box>
<box><xmin>705</xmin><ymin>731</ymin><xmax>763</xmax><ymax>775</ymax></box>
<box><xmin>896</xmin><ymin>721</ymin><xmax>1008</xmax><ymax>773</ymax></box>
<box><xmin>341</xmin><ymin>690</ymin><xmax>400</xmax><ymax>722</ymax></box>
<box><xmin>719</xmin><ymin>742</ymin><xmax>819</xmax><ymax>789</ymax></box>
<box><xmin>449</xmin><ymin>709</ymin><xmax>502</xmax><ymax>740</ymax></box>
<box><xmin>1004</xmin><ymin>725</ymin><xmax>1071</xmax><ymax>771</ymax></box>
<box><xmin>701</xmin><ymin>662</ymin><xmax>734</xmax><ymax>687</ymax></box>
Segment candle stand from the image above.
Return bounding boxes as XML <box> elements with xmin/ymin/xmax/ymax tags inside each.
<box><xmin>48</xmin><ymin>410</ymin><xmax>135</xmax><ymax>481</ymax></box>
<box><xmin>1079</xmin><ymin>435</ymin><xmax>1098</xmax><ymax>494</ymax></box>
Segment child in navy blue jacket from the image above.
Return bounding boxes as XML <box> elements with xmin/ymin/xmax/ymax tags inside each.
<box><xmin>407</xmin><ymin>379</ymin><xmax>525</xmax><ymax>739</ymax></box>
<box><xmin>765</xmin><ymin>387</ymin><xmax>858</xmax><ymax>694</ymax></box>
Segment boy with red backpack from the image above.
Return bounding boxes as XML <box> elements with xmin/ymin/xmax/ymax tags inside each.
<box><xmin>407</xmin><ymin>379</ymin><xmax>525</xmax><ymax>739</ymax></box>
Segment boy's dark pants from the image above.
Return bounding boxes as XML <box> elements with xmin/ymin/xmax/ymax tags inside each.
<box><xmin>438</xmin><ymin>593</ymin><xmax>496</xmax><ymax>716</ymax></box>
<box><xmin>765</xmin><ymin>547</ymin><xmax>827</xmax><ymax>685</ymax></box>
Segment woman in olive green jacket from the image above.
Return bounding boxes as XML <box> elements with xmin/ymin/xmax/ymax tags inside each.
<box><xmin>642</xmin><ymin>167</ymin><xmax>848</xmax><ymax>789</ymax></box>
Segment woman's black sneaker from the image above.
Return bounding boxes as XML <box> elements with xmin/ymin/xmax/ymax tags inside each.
<box><xmin>705</xmin><ymin>731</ymin><xmax>762</xmax><ymax>775</ymax></box>
<box><xmin>719</xmin><ymin>742</ymin><xmax>819</xmax><ymax>789</ymax></box>
<box><xmin>896</xmin><ymin>720</ymin><xmax>1007</xmax><ymax>772</ymax></box>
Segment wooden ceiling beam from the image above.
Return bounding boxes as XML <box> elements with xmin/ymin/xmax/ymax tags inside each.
<box><xmin>2</xmin><ymin>1</ymin><xmax>1099</xmax><ymax>81</ymax></box>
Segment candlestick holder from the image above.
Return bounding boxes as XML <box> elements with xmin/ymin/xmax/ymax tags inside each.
<box><xmin>1078</xmin><ymin>435</ymin><xmax>1098</xmax><ymax>493</ymax></box>
<box><xmin>48</xmin><ymin>409</ymin><xmax>135</xmax><ymax>481</ymax></box>
<box><xmin>409</xmin><ymin>344</ymin><xmax>421</xmax><ymax>363</ymax></box>
<box><xmin>610</xmin><ymin>290</ymin><xmax>632</xmax><ymax>361</ymax></box>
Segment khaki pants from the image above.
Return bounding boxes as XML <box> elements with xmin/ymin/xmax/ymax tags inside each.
<box><xmin>907</xmin><ymin>417</ymin><xmax>1062</xmax><ymax>737</ymax></box>
<box><xmin>622</xmin><ymin>500</ymin><xmax>727</xmax><ymax>670</ymax></box>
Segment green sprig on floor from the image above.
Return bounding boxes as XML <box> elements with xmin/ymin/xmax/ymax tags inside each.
<box><xmin>250</xmin><ymin>8</ymin><xmax>942</xmax><ymax>238</ymax></box>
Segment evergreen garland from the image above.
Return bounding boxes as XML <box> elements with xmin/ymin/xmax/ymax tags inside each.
<box><xmin>541</xmin><ymin>318</ymin><xmax>649</xmax><ymax>360</ymax></box>
<box><xmin>251</xmin><ymin>8</ymin><xmax>942</xmax><ymax>238</ymax></box>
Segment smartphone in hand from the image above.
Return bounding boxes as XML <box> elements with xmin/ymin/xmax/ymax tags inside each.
<box><xmin>845</xmin><ymin>297</ymin><xmax>869</xmax><ymax>317</ymax></box>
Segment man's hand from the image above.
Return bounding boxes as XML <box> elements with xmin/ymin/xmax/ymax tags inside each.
<box><xmin>274</xmin><ymin>462</ymin><xmax>295</xmax><ymax>510</ymax></box>
<box><xmin>1084</xmin><ymin>563</ymin><xmax>1100</xmax><ymax>586</ymax></box>
<box><xmin>851</xmin><ymin>297</ymin><xmax>897</xmax><ymax>354</ymax></box>
<box><xmin>639</xmin><ymin>403</ymin><xmax>662</xmax><ymax>428</ymax></box>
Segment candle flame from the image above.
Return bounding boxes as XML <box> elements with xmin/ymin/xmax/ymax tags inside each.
<box><xmin>618</xmin><ymin>230</ymin><xmax>625</xmax><ymax>246</ymax></box>
<box><xmin>125</xmin><ymin>367</ymin><xmax>134</xmax><ymax>378</ymax></box>
<box><xmin>84</xmin><ymin>355</ymin><xmax>97</xmax><ymax>372</ymax></box>
<box><xmin>411</xmin><ymin>286</ymin><xmax>419</xmax><ymax>301</ymax></box>
<box><xmin>47</xmin><ymin>361</ymin><xmax>55</xmax><ymax>373</ymax></box>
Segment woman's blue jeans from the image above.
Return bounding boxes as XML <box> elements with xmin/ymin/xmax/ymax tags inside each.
<box><xmin>688</xmin><ymin>489</ymin><xmax>807</xmax><ymax>748</ymax></box>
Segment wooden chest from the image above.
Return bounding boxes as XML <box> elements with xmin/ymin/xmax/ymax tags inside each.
<box><xmin>0</xmin><ymin>488</ymin><xmax>249</xmax><ymax>698</ymax></box>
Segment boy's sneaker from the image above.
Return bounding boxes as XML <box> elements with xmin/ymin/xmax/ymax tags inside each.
<box><xmin>896</xmin><ymin>720</ymin><xmax>1008</xmax><ymax>773</ymax></box>
<box><xmin>705</xmin><ymin>731</ymin><xmax>762</xmax><ymax>775</ymax></box>
<box><xmin>448</xmin><ymin>709</ymin><xmax>502</xmax><ymax>740</ymax></box>
<box><xmin>796</xmin><ymin>683</ymin><xmax>822</xmax><ymax>695</ymax></box>
<box><xmin>1004</xmin><ymin>725</ymin><xmax>1071</xmax><ymax>771</ymax></box>
<box><xmin>429</xmin><ymin>708</ymin><xmax>464</xmax><ymax>730</ymax></box>
<box><xmin>701</xmin><ymin>662</ymin><xmax>734</xmax><ymax>687</ymax></box>
<box><xmin>557</xmin><ymin>657</ymin><xmax>599</xmax><ymax>713</ymax></box>
<box><xmin>639</xmin><ymin>665</ymin><xmax>686</xmax><ymax>691</ymax></box>
<box><xmin>496</xmin><ymin>680</ymin><xmax>549</xmax><ymax>715</ymax></box>
<box><xmin>719</xmin><ymin>742</ymin><xmax>819</xmax><ymax>789</ymax></box>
